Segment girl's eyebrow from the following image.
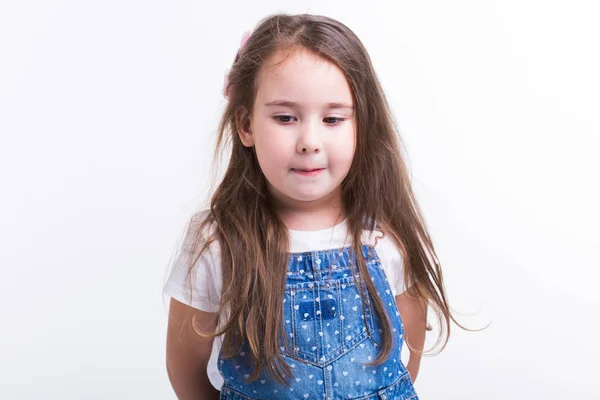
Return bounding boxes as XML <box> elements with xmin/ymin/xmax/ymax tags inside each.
<box><xmin>264</xmin><ymin>100</ymin><xmax>354</xmax><ymax>110</ymax></box>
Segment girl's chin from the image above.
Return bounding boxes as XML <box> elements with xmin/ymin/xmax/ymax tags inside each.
<box><xmin>284</xmin><ymin>189</ymin><xmax>336</xmax><ymax>203</ymax></box>
<box><xmin>265</xmin><ymin>181</ymin><xmax>341</xmax><ymax>204</ymax></box>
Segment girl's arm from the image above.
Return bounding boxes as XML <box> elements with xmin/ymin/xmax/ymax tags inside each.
<box><xmin>166</xmin><ymin>298</ymin><xmax>220</xmax><ymax>400</ymax></box>
<box><xmin>395</xmin><ymin>289</ymin><xmax>428</xmax><ymax>382</ymax></box>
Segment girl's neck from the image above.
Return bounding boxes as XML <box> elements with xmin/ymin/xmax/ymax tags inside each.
<box><xmin>279</xmin><ymin>208</ymin><xmax>346</xmax><ymax>231</ymax></box>
<box><xmin>266</xmin><ymin>183</ymin><xmax>346</xmax><ymax>231</ymax></box>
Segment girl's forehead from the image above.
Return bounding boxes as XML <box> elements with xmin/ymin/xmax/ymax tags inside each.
<box><xmin>262</xmin><ymin>48</ymin><xmax>333</xmax><ymax>78</ymax></box>
<box><xmin>256</xmin><ymin>48</ymin><xmax>352</xmax><ymax>104</ymax></box>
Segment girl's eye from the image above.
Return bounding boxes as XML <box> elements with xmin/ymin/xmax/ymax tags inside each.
<box><xmin>274</xmin><ymin>115</ymin><xmax>297</xmax><ymax>124</ymax></box>
<box><xmin>323</xmin><ymin>117</ymin><xmax>345</xmax><ymax>125</ymax></box>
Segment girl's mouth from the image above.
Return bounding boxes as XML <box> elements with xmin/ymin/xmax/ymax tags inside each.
<box><xmin>291</xmin><ymin>168</ymin><xmax>325</xmax><ymax>177</ymax></box>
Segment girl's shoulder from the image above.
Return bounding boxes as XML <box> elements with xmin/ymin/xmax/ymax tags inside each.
<box><xmin>163</xmin><ymin>209</ymin><xmax>222</xmax><ymax>312</ymax></box>
<box><xmin>186</xmin><ymin>209</ymin><xmax>218</xmax><ymax>245</ymax></box>
<box><xmin>363</xmin><ymin>224</ymin><xmax>409</xmax><ymax>295</ymax></box>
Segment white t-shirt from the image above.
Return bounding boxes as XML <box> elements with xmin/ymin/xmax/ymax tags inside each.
<box><xmin>163</xmin><ymin>214</ymin><xmax>409</xmax><ymax>390</ymax></box>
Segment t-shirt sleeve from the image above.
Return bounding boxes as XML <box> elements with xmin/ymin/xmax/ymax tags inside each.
<box><xmin>163</xmin><ymin>214</ymin><xmax>222</xmax><ymax>313</ymax></box>
<box><xmin>375</xmin><ymin>234</ymin><xmax>411</xmax><ymax>296</ymax></box>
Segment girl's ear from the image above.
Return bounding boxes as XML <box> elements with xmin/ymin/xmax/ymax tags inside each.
<box><xmin>235</xmin><ymin>107</ymin><xmax>254</xmax><ymax>147</ymax></box>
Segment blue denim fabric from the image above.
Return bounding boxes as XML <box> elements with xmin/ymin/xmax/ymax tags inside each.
<box><xmin>218</xmin><ymin>245</ymin><xmax>419</xmax><ymax>400</ymax></box>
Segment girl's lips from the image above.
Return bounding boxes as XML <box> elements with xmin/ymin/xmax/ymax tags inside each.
<box><xmin>291</xmin><ymin>168</ymin><xmax>324</xmax><ymax>177</ymax></box>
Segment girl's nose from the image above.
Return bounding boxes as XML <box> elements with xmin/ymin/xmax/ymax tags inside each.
<box><xmin>297</xmin><ymin>121</ymin><xmax>321</xmax><ymax>153</ymax></box>
<box><xmin>298</xmin><ymin>144</ymin><xmax>320</xmax><ymax>153</ymax></box>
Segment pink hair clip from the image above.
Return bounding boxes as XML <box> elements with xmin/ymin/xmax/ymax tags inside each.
<box><xmin>238</xmin><ymin>31</ymin><xmax>251</xmax><ymax>54</ymax></box>
<box><xmin>222</xmin><ymin>69</ymin><xmax>231</xmax><ymax>99</ymax></box>
<box><xmin>222</xmin><ymin>30</ymin><xmax>252</xmax><ymax>99</ymax></box>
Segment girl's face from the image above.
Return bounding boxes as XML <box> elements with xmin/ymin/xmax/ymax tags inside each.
<box><xmin>239</xmin><ymin>48</ymin><xmax>357</xmax><ymax>212</ymax></box>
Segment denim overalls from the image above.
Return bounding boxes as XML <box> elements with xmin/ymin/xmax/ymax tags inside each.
<box><xmin>218</xmin><ymin>245</ymin><xmax>419</xmax><ymax>400</ymax></box>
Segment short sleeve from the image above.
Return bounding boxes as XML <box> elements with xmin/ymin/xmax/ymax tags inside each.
<box><xmin>374</xmin><ymin>234</ymin><xmax>411</xmax><ymax>296</ymax></box>
<box><xmin>163</xmin><ymin>212</ymin><xmax>222</xmax><ymax>313</ymax></box>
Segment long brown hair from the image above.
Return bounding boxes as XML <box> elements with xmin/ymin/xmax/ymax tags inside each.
<box><xmin>179</xmin><ymin>13</ymin><xmax>463</xmax><ymax>386</ymax></box>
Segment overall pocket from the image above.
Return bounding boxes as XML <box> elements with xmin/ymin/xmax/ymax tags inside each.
<box><xmin>281</xmin><ymin>274</ymin><xmax>376</xmax><ymax>366</ymax></box>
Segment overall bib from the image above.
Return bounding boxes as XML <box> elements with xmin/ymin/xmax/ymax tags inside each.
<box><xmin>218</xmin><ymin>244</ymin><xmax>419</xmax><ymax>400</ymax></box>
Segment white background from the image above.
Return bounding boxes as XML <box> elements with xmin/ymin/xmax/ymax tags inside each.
<box><xmin>1</xmin><ymin>0</ymin><xmax>598</xmax><ymax>398</ymax></box>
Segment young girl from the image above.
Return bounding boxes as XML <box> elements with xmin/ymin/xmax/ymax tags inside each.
<box><xmin>164</xmin><ymin>13</ymin><xmax>456</xmax><ymax>400</ymax></box>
